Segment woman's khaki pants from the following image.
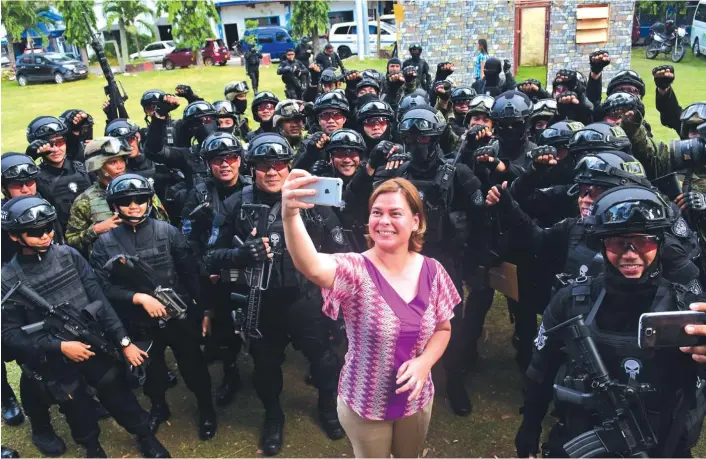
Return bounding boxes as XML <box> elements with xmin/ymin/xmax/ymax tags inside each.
<box><xmin>337</xmin><ymin>397</ymin><xmax>433</xmax><ymax>458</ymax></box>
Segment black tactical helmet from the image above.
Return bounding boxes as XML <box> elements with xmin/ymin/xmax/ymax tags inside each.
<box><xmin>201</xmin><ymin>132</ymin><xmax>244</xmax><ymax>161</ymax></box>
<box><xmin>321</xmin><ymin>69</ymin><xmax>343</xmax><ymax>85</ymax></box>
<box><xmin>607</xmin><ymin>70</ymin><xmax>645</xmax><ymax>98</ymax></box>
<box><xmin>26</xmin><ymin>116</ymin><xmax>68</xmax><ymax>143</ymax></box>
<box><xmin>450</xmin><ymin>86</ymin><xmax>477</xmax><ymax>104</ymax></box>
<box><xmin>409</xmin><ymin>44</ymin><xmax>422</xmax><ymax>53</ymax></box>
<box><xmin>356</xmin><ymin>100</ymin><xmax>394</xmax><ymax>124</ymax></box>
<box><xmin>463</xmin><ymin>95</ymin><xmax>495</xmax><ymax>125</ymax></box>
<box><xmin>538</xmin><ymin>120</ymin><xmax>585</xmax><ymax>148</ymax></box>
<box><xmin>601</xmin><ymin>92</ymin><xmax>645</xmax><ymax>118</ymax></box>
<box><xmin>679</xmin><ymin>102</ymin><xmax>706</xmax><ymax>139</ymax></box>
<box><xmin>245</xmin><ymin>133</ymin><xmax>294</xmax><ymax>164</ymax></box>
<box><xmin>573</xmin><ymin>151</ymin><xmax>649</xmax><ymax>189</ymax></box>
<box><xmin>568</xmin><ymin>122</ymin><xmax>632</xmax><ymax>155</ymax></box>
<box><xmin>324</xmin><ymin>129</ymin><xmax>367</xmax><ymax>156</ymax></box>
<box><xmin>213</xmin><ymin>100</ymin><xmax>237</xmax><ymax>120</ymax></box>
<box><xmin>491</xmin><ymin>90</ymin><xmax>534</xmax><ymax>121</ymax></box>
<box><xmin>105</xmin><ymin>118</ymin><xmax>140</xmax><ymax>139</ymax></box>
<box><xmin>183</xmin><ymin>101</ymin><xmax>217</xmax><ymax>124</ymax></box>
<box><xmin>314</xmin><ymin>91</ymin><xmax>350</xmax><ymax>115</ymax></box>
<box><xmin>2</xmin><ymin>153</ymin><xmax>39</xmax><ymax>185</ymax></box>
<box><xmin>272</xmin><ymin>99</ymin><xmax>306</xmax><ymax>127</ymax></box>
<box><xmin>356</xmin><ymin>78</ymin><xmax>380</xmax><ymax>94</ymax></box>
<box><xmin>398</xmin><ymin>106</ymin><xmax>447</xmax><ymax>137</ymax></box>
<box><xmin>584</xmin><ymin>185</ymin><xmax>671</xmax><ymax>238</ymax></box>
<box><xmin>398</xmin><ymin>91</ymin><xmax>431</xmax><ymax>119</ymax></box>
<box><xmin>251</xmin><ymin>91</ymin><xmax>280</xmax><ymax>122</ymax></box>
<box><xmin>361</xmin><ymin>69</ymin><xmax>384</xmax><ymax>86</ymax></box>
<box><xmin>1</xmin><ymin>195</ymin><xmax>57</xmax><ymax>233</ymax></box>
<box><xmin>529</xmin><ymin>98</ymin><xmax>558</xmax><ymax>122</ymax></box>
<box><xmin>140</xmin><ymin>89</ymin><xmax>165</xmax><ymax>109</ymax></box>
<box><xmin>106</xmin><ymin>173</ymin><xmax>154</xmax><ymax>222</ymax></box>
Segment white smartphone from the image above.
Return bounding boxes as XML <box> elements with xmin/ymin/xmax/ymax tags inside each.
<box><xmin>300</xmin><ymin>177</ymin><xmax>344</xmax><ymax>207</ymax></box>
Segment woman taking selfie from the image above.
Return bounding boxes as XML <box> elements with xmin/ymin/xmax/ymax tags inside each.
<box><xmin>282</xmin><ymin>171</ymin><xmax>460</xmax><ymax>458</ymax></box>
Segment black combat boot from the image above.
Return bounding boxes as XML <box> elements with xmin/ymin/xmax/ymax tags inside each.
<box><xmin>30</xmin><ymin>421</ymin><xmax>66</xmax><ymax>457</ymax></box>
<box><xmin>317</xmin><ymin>392</ymin><xmax>344</xmax><ymax>440</ymax></box>
<box><xmin>260</xmin><ymin>405</ymin><xmax>284</xmax><ymax>457</ymax></box>
<box><xmin>197</xmin><ymin>399</ymin><xmax>217</xmax><ymax>441</ymax></box>
<box><xmin>447</xmin><ymin>374</ymin><xmax>472</xmax><ymax>417</ymax></box>
<box><xmin>1</xmin><ymin>446</ymin><xmax>20</xmax><ymax>458</ymax></box>
<box><xmin>1</xmin><ymin>393</ymin><xmax>24</xmax><ymax>426</ymax></box>
<box><xmin>137</xmin><ymin>435</ymin><xmax>171</xmax><ymax>458</ymax></box>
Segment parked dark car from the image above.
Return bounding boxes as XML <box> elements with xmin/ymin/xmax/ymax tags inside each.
<box><xmin>15</xmin><ymin>52</ymin><xmax>88</xmax><ymax>86</ymax></box>
<box><xmin>162</xmin><ymin>38</ymin><xmax>230</xmax><ymax>70</ymax></box>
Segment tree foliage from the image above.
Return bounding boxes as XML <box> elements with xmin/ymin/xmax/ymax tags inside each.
<box><xmin>156</xmin><ymin>0</ymin><xmax>218</xmax><ymax>65</ymax></box>
<box><xmin>0</xmin><ymin>0</ymin><xmax>53</xmax><ymax>65</ymax></box>
<box><xmin>243</xmin><ymin>19</ymin><xmax>258</xmax><ymax>47</ymax></box>
<box><xmin>290</xmin><ymin>1</ymin><xmax>330</xmax><ymax>54</ymax></box>
<box><xmin>55</xmin><ymin>0</ymin><xmax>96</xmax><ymax>48</ymax></box>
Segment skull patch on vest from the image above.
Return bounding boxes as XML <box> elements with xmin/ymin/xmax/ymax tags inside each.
<box><xmin>622</xmin><ymin>358</ymin><xmax>642</xmax><ymax>380</ymax></box>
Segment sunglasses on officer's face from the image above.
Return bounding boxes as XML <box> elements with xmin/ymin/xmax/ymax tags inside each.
<box><xmin>318</xmin><ymin>111</ymin><xmax>344</xmax><ymax>122</ymax></box>
<box><xmin>603</xmin><ymin>235</ymin><xmax>660</xmax><ymax>255</ymax></box>
<box><xmin>210</xmin><ymin>155</ymin><xmax>239</xmax><ymax>167</ymax></box>
<box><xmin>363</xmin><ymin>117</ymin><xmax>388</xmax><ymax>127</ymax></box>
<box><xmin>200</xmin><ymin>116</ymin><xmax>216</xmax><ymax>125</ymax></box>
<box><xmin>24</xmin><ymin>223</ymin><xmax>54</xmax><ymax>238</ymax></box>
<box><xmin>48</xmin><ymin>137</ymin><xmax>67</xmax><ymax>148</ymax></box>
<box><xmin>254</xmin><ymin>161</ymin><xmax>289</xmax><ymax>173</ymax></box>
<box><xmin>114</xmin><ymin>195</ymin><xmax>150</xmax><ymax>208</ymax></box>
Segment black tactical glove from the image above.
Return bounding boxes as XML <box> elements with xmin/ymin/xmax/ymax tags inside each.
<box><xmin>503</xmin><ymin>59</ymin><xmax>512</xmax><ymax>73</ymax></box>
<box><xmin>187</xmin><ymin>201</ymin><xmax>213</xmax><ymax>224</ymax></box>
<box><xmin>369</xmin><ymin>140</ymin><xmax>397</xmax><ymax>169</ymax></box>
<box><xmin>302</xmin><ymin>102</ymin><xmax>315</xmax><ymax>118</ymax></box>
<box><xmin>652</xmin><ymin>65</ymin><xmax>675</xmax><ymax>90</ymax></box>
<box><xmin>175</xmin><ymin>84</ymin><xmax>195</xmax><ymax>99</ymax></box>
<box><xmin>307</xmin><ymin>131</ymin><xmax>327</xmax><ymax>153</ymax></box>
<box><xmin>403</xmin><ymin>66</ymin><xmax>418</xmax><ymax>84</ymax></box>
<box><xmin>529</xmin><ymin>145</ymin><xmax>558</xmax><ymax>164</ymax></box>
<box><xmin>26</xmin><ymin>140</ymin><xmax>50</xmax><ymax>159</ymax></box>
<box><xmin>554</xmin><ymin>69</ymin><xmax>578</xmax><ymax>91</ymax></box>
<box><xmin>515</xmin><ymin>421</ymin><xmax>542</xmax><ymax>458</ymax></box>
<box><xmin>589</xmin><ymin>49</ymin><xmax>610</xmax><ymax>74</ymax></box>
<box><xmin>435</xmin><ymin>61</ymin><xmax>454</xmax><ymax>81</ymax></box>
<box><xmin>433</xmin><ymin>80</ymin><xmax>453</xmax><ymax>101</ymax></box>
<box><xmin>680</xmin><ymin>192</ymin><xmax>706</xmax><ymax>212</ymax></box>
<box><xmin>386</xmin><ymin>151</ymin><xmax>410</xmax><ymax>166</ymax></box>
<box><xmin>235</xmin><ymin>236</ymin><xmax>268</xmax><ymax>264</ymax></box>
<box><xmin>556</xmin><ymin>90</ymin><xmax>579</xmax><ymax>105</ymax></box>
<box><xmin>517</xmin><ymin>78</ymin><xmax>543</xmax><ymax>97</ymax></box>
<box><xmin>309</xmin><ymin>65</ymin><xmax>322</xmax><ymax>85</ymax></box>
<box><xmin>311</xmin><ymin>160</ymin><xmax>331</xmax><ymax>176</ymax></box>
<box><xmin>463</xmin><ymin>125</ymin><xmax>493</xmax><ymax>152</ymax></box>
<box><xmin>474</xmin><ymin>145</ymin><xmax>500</xmax><ymax>171</ymax></box>
<box><xmin>156</xmin><ymin>95</ymin><xmax>179</xmax><ymax>117</ymax></box>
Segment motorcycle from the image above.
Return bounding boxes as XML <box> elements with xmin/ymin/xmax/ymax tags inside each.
<box><xmin>646</xmin><ymin>21</ymin><xmax>688</xmax><ymax>62</ymax></box>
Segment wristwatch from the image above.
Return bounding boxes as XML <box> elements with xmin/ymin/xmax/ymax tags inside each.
<box><xmin>120</xmin><ymin>336</ymin><xmax>131</xmax><ymax>348</ymax></box>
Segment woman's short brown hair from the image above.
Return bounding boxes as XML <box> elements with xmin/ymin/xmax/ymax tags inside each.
<box><xmin>366</xmin><ymin>178</ymin><xmax>426</xmax><ymax>252</ymax></box>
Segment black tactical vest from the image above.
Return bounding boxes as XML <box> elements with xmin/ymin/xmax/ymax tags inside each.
<box><xmin>39</xmin><ymin>161</ymin><xmax>91</xmax><ymax>225</ymax></box>
<box><xmin>3</xmin><ymin>245</ymin><xmax>90</xmax><ymax>309</ymax></box>
<box><xmin>562</xmin><ymin>222</ymin><xmax>604</xmax><ymax>278</ymax></box>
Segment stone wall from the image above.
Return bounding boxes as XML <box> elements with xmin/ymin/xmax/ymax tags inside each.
<box><xmin>546</xmin><ymin>0</ymin><xmax>635</xmax><ymax>91</ymax></box>
<box><xmin>398</xmin><ymin>0</ymin><xmax>635</xmax><ymax>90</ymax></box>
<box><xmin>398</xmin><ymin>0</ymin><xmax>516</xmax><ymax>87</ymax></box>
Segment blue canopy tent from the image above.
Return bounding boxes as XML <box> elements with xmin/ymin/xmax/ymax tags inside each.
<box><xmin>13</xmin><ymin>9</ymin><xmax>79</xmax><ymax>57</ymax></box>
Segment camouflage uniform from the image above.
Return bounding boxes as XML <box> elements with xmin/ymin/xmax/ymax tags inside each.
<box><xmin>66</xmin><ymin>182</ymin><xmax>168</xmax><ymax>254</ymax></box>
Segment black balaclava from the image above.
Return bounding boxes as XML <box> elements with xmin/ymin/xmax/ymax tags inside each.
<box><xmin>496</xmin><ymin>118</ymin><xmax>528</xmax><ymax>155</ymax></box>
<box><xmin>410</xmin><ymin>50</ymin><xmax>421</xmax><ymax>62</ymax></box>
<box><xmin>405</xmin><ymin>136</ymin><xmax>440</xmax><ymax>173</ymax></box>
<box><xmin>190</xmin><ymin>121</ymin><xmax>218</xmax><ymax>144</ymax></box>
<box><xmin>259</xmin><ymin>119</ymin><xmax>275</xmax><ymax>132</ymax></box>
<box><xmin>484</xmin><ymin>58</ymin><xmax>502</xmax><ymax>87</ymax></box>
<box><xmin>233</xmin><ymin>99</ymin><xmax>247</xmax><ymax>115</ymax></box>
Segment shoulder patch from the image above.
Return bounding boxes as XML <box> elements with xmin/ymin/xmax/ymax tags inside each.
<box><xmin>686</xmin><ymin>278</ymin><xmax>703</xmax><ymax>295</ymax></box>
<box><xmin>672</xmin><ymin>217</ymin><xmax>689</xmax><ymax>237</ymax></box>
<box><xmin>534</xmin><ymin>322</ymin><xmax>548</xmax><ymax>350</ymax></box>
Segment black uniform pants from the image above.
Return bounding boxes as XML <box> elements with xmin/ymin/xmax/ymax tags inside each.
<box><xmin>249</xmin><ymin>287</ymin><xmax>340</xmax><ymax>412</ymax></box>
<box><xmin>34</xmin><ymin>356</ymin><xmax>150</xmax><ymax>445</ymax></box>
<box><xmin>207</xmin><ymin>280</ymin><xmax>243</xmax><ymax>366</ymax></box>
<box><xmin>247</xmin><ymin>69</ymin><xmax>260</xmax><ymax>92</ymax></box>
<box><xmin>284</xmin><ymin>85</ymin><xmax>303</xmax><ymax>100</ymax></box>
<box><xmin>139</xmin><ymin>318</ymin><xmax>212</xmax><ymax>405</ymax></box>
<box><xmin>1</xmin><ymin>361</ymin><xmax>15</xmax><ymax>402</ymax></box>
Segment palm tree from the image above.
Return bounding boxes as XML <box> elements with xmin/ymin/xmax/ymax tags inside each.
<box><xmin>103</xmin><ymin>0</ymin><xmax>154</xmax><ymax>62</ymax></box>
<box><xmin>1</xmin><ymin>0</ymin><xmax>53</xmax><ymax>66</ymax></box>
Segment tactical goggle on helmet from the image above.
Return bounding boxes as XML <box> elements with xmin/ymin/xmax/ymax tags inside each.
<box><xmin>2</xmin><ymin>156</ymin><xmax>39</xmax><ymax>182</ymax></box>
<box><xmin>538</xmin><ymin>121</ymin><xmax>585</xmax><ymax>147</ymax></box>
<box><xmin>1</xmin><ymin>197</ymin><xmax>57</xmax><ymax>232</ymax></box>
<box><xmin>224</xmin><ymin>81</ymin><xmax>249</xmax><ymax>101</ymax></box>
<box><xmin>398</xmin><ymin>109</ymin><xmax>446</xmax><ymax>136</ymax></box>
<box><xmin>573</xmin><ymin>154</ymin><xmax>648</xmax><ymax>189</ymax></box>
<box><xmin>568</xmin><ymin>125</ymin><xmax>631</xmax><ymax>154</ymax></box>
<box><xmin>681</xmin><ymin>103</ymin><xmax>706</xmax><ymax>125</ymax></box>
<box><xmin>583</xmin><ymin>186</ymin><xmax>671</xmax><ymax>238</ymax></box>
<box><xmin>530</xmin><ymin>99</ymin><xmax>558</xmax><ymax>119</ymax></box>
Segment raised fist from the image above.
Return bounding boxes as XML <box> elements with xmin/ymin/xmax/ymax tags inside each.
<box><xmin>589</xmin><ymin>50</ymin><xmax>610</xmax><ymax>74</ymax></box>
<box><xmin>652</xmin><ymin>65</ymin><xmax>675</xmax><ymax>90</ymax></box>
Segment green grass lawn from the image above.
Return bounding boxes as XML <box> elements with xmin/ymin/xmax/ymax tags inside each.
<box><xmin>2</xmin><ymin>53</ymin><xmax>705</xmax><ymax>457</ymax></box>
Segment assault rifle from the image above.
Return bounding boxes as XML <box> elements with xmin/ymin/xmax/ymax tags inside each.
<box><xmin>545</xmin><ymin>315</ymin><xmax>656</xmax><ymax>458</ymax></box>
<box><xmin>231</xmin><ymin>203</ymin><xmax>272</xmax><ymax>351</ymax></box>
<box><xmin>1</xmin><ymin>280</ymin><xmax>122</xmax><ymax>363</ymax></box>
<box><xmin>82</xmin><ymin>5</ymin><xmax>129</xmax><ymax>120</ymax></box>
<box><xmin>103</xmin><ymin>254</ymin><xmax>188</xmax><ymax>326</ymax></box>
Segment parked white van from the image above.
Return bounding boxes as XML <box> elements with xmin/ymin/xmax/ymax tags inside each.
<box><xmin>328</xmin><ymin>21</ymin><xmax>397</xmax><ymax>59</ymax></box>
<box><xmin>692</xmin><ymin>0</ymin><xmax>706</xmax><ymax>56</ymax></box>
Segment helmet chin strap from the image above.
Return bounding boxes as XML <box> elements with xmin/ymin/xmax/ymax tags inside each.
<box><xmin>17</xmin><ymin>235</ymin><xmax>51</xmax><ymax>258</ymax></box>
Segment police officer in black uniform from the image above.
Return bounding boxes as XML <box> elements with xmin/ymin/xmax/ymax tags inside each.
<box><xmin>277</xmin><ymin>49</ymin><xmax>309</xmax><ymax>100</ymax></box>
<box><xmin>181</xmin><ymin>133</ymin><xmax>251</xmax><ymax>406</ymax></box>
<box><xmin>272</xmin><ymin>99</ymin><xmax>307</xmax><ymax>151</ymax></box>
<box><xmin>207</xmin><ymin>133</ymin><xmax>346</xmax><ymax>455</ymax></box>
<box><xmin>1</xmin><ymin>196</ymin><xmax>170</xmax><ymax>458</ymax></box>
<box><xmin>402</xmin><ymin>44</ymin><xmax>431</xmax><ymax>92</ymax></box>
<box><xmin>244</xmin><ymin>46</ymin><xmax>263</xmax><ymax>93</ymax></box>
<box><xmin>471</xmin><ymin>57</ymin><xmax>516</xmax><ymax>97</ymax></box>
<box><xmin>294</xmin><ymin>38</ymin><xmax>313</xmax><ymax>66</ymax></box>
<box><xmin>551</xmin><ymin>69</ymin><xmax>594</xmax><ymax>125</ymax></box>
<box><xmin>26</xmin><ymin>116</ymin><xmax>93</xmax><ymax>232</ymax></box>
<box><xmin>89</xmin><ymin>174</ymin><xmax>217</xmax><ymax>441</ymax></box>
<box><xmin>440</xmin><ymin>86</ymin><xmax>477</xmax><ymax>136</ymax></box>
<box><xmin>355</xmin><ymin>100</ymin><xmax>396</xmax><ymax>151</ymax></box>
<box><xmin>105</xmin><ymin>119</ymin><xmax>159</xmax><ymax>186</ymax></box>
<box><xmin>515</xmin><ymin>186</ymin><xmax>706</xmax><ymax>458</ymax></box>
<box><xmin>250</xmin><ymin>92</ymin><xmax>281</xmax><ymax>137</ymax></box>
